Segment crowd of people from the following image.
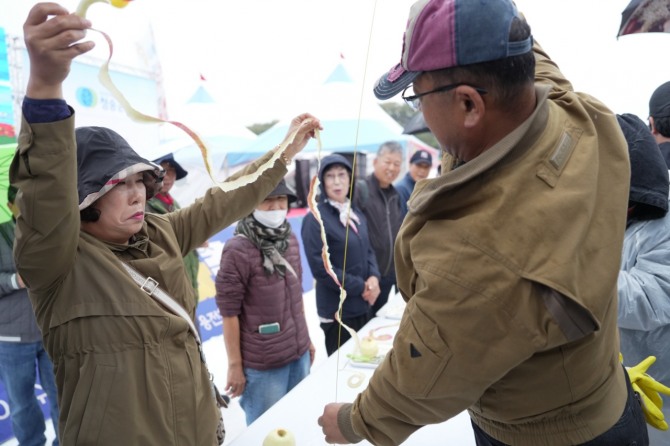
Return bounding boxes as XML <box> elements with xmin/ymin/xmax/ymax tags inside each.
<box><xmin>2</xmin><ymin>0</ymin><xmax>670</xmax><ymax>445</ymax></box>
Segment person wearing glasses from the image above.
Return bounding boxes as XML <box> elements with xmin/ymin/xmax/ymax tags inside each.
<box><xmin>318</xmin><ymin>0</ymin><xmax>647</xmax><ymax>445</ymax></box>
<box><xmin>301</xmin><ymin>154</ymin><xmax>381</xmax><ymax>356</ymax></box>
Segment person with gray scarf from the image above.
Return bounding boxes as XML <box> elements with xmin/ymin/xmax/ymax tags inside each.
<box><xmin>216</xmin><ymin>179</ymin><xmax>315</xmax><ymax>425</ymax></box>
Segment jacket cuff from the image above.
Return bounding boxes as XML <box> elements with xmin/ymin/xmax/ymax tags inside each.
<box><xmin>10</xmin><ymin>273</ymin><xmax>19</xmax><ymax>290</ymax></box>
<box><xmin>338</xmin><ymin>403</ymin><xmax>364</xmax><ymax>444</ymax></box>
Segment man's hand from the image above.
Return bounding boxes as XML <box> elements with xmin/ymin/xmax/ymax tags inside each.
<box><xmin>318</xmin><ymin>403</ymin><xmax>350</xmax><ymax>444</ymax></box>
<box><xmin>362</xmin><ymin>276</ymin><xmax>380</xmax><ymax>305</ymax></box>
<box><xmin>24</xmin><ymin>3</ymin><xmax>94</xmax><ymax>99</ymax></box>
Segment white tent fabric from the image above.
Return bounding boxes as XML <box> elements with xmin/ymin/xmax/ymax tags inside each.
<box><xmin>243</xmin><ymin>63</ymin><xmax>438</xmax><ymax>164</ymax></box>
<box><xmin>141</xmin><ymin>83</ymin><xmax>259</xmax><ymax>206</ymax></box>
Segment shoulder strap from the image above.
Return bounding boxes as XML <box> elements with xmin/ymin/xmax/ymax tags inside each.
<box><xmin>121</xmin><ymin>262</ymin><xmax>230</xmax><ymax>410</ymax></box>
<box><xmin>121</xmin><ymin>262</ymin><xmax>201</xmax><ymax>345</ymax></box>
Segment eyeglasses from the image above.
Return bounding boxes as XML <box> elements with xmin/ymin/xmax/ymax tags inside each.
<box><xmin>402</xmin><ymin>83</ymin><xmax>488</xmax><ymax>111</ymax></box>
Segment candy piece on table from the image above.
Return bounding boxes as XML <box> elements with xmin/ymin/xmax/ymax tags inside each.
<box><xmin>263</xmin><ymin>428</ymin><xmax>296</xmax><ymax>446</ymax></box>
<box><xmin>359</xmin><ymin>336</ymin><xmax>379</xmax><ymax>358</ymax></box>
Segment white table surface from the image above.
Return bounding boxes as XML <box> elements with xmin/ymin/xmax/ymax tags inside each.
<box><xmin>229</xmin><ymin>298</ymin><xmax>476</xmax><ymax>445</ymax></box>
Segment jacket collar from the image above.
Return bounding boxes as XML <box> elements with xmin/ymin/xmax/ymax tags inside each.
<box><xmin>410</xmin><ymin>84</ymin><xmax>551</xmax><ymax>215</ymax></box>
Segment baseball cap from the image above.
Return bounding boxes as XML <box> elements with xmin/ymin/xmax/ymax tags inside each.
<box><xmin>649</xmin><ymin>81</ymin><xmax>670</xmax><ymax>119</ymax></box>
<box><xmin>374</xmin><ymin>0</ymin><xmax>533</xmax><ymax>100</ymax></box>
<box><xmin>410</xmin><ymin>149</ymin><xmax>433</xmax><ymax>166</ymax></box>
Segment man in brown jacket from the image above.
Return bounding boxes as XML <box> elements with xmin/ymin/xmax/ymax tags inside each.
<box><xmin>318</xmin><ymin>0</ymin><xmax>648</xmax><ymax>445</ymax></box>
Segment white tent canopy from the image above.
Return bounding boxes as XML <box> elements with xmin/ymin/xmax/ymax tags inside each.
<box><xmin>142</xmin><ymin>82</ymin><xmax>259</xmax><ymax>206</ymax></box>
<box><xmin>244</xmin><ymin>62</ymin><xmax>437</xmax><ymax>165</ymax></box>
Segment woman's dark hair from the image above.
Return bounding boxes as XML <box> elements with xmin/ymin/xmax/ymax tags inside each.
<box><xmin>80</xmin><ymin>206</ymin><xmax>101</xmax><ymax>222</ymax></box>
<box><xmin>655</xmin><ymin>116</ymin><xmax>670</xmax><ymax>138</ymax></box>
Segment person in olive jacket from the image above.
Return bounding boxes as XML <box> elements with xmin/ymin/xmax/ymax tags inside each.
<box><xmin>12</xmin><ymin>4</ymin><xmax>321</xmax><ymax>443</ymax></box>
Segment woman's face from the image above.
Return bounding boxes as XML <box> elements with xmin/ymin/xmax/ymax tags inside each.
<box><xmin>160</xmin><ymin>162</ymin><xmax>177</xmax><ymax>194</ymax></box>
<box><xmin>257</xmin><ymin>195</ymin><xmax>289</xmax><ymax>211</ymax></box>
<box><xmin>323</xmin><ymin>165</ymin><xmax>350</xmax><ymax>203</ymax></box>
<box><xmin>81</xmin><ymin>172</ymin><xmax>147</xmax><ymax>244</ymax></box>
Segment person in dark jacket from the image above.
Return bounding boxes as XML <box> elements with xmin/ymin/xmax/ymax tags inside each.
<box><xmin>145</xmin><ymin>153</ymin><xmax>201</xmax><ymax>305</ymax></box>
<box><xmin>395</xmin><ymin>148</ymin><xmax>433</xmax><ymax>217</ymax></box>
<box><xmin>616</xmin><ymin>113</ymin><xmax>670</xmax><ymax>444</ymax></box>
<box><xmin>648</xmin><ymin>81</ymin><xmax>670</xmax><ymax>169</ymax></box>
<box><xmin>215</xmin><ymin>179</ymin><xmax>315</xmax><ymax>425</ymax></box>
<box><xmin>0</xmin><ymin>185</ymin><xmax>59</xmax><ymax>446</ymax></box>
<box><xmin>354</xmin><ymin>141</ymin><xmax>404</xmax><ymax>317</ymax></box>
<box><xmin>302</xmin><ymin>154</ymin><xmax>381</xmax><ymax>356</ymax></box>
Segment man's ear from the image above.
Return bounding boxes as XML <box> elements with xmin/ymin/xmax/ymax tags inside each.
<box><xmin>649</xmin><ymin>117</ymin><xmax>658</xmax><ymax>134</ymax></box>
<box><xmin>457</xmin><ymin>86</ymin><xmax>485</xmax><ymax>129</ymax></box>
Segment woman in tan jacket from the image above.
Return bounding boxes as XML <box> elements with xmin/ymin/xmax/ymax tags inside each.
<box><xmin>12</xmin><ymin>3</ymin><xmax>320</xmax><ymax>444</ymax></box>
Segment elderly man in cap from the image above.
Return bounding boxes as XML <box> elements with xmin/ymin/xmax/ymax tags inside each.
<box><xmin>146</xmin><ymin>153</ymin><xmax>201</xmax><ymax>303</ymax></box>
<box><xmin>318</xmin><ymin>0</ymin><xmax>647</xmax><ymax>445</ymax></box>
<box><xmin>394</xmin><ymin>149</ymin><xmax>433</xmax><ymax>217</ymax></box>
<box><xmin>648</xmin><ymin>81</ymin><xmax>670</xmax><ymax>169</ymax></box>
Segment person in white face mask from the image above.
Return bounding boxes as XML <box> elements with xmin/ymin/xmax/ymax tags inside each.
<box><xmin>215</xmin><ymin>179</ymin><xmax>315</xmax><ymax>425</ymax></box>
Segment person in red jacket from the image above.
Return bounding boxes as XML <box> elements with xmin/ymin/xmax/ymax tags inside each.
<box><xmin>215</xmin><ymin>179</ymin><xmax>315</xmax><ymax>425</ymax></box>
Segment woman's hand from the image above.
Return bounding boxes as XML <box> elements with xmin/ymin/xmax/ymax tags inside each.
<box><xmin>362</xmin><ymin>276</ymin><xmax>380</xmax><ymax>306</ymax></box>
<box><xmin>225</xmin><ymin>363</ymin><xmax>246</xmax><ymax>398</ymax></box>
<box><xmin>281</xmin><ymin>113</ymin><xmax>323</xmax><ymax>160</ymax></box>
<box><xmin>24</xmin><ymin>3</ymin><xmax>94</xmax><ymax>99</ymax></box>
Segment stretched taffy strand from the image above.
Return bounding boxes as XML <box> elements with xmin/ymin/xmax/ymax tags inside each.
<box><xmin>75</xmin><ymin>0</ymin><xmax>301</xmax><ymax>191</ymax></box>
<box><xmin>306</xmin><ymin>133</ymin><xmax>366</xmax><ymax>394</ymax></box>
<box><xmin>367</xmin><ymin>323</ymin><xmax>399</xmax><ymax>341</ymax></box>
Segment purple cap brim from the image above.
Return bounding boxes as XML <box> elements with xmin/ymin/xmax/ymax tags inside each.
<box><xmin>373</xmin><ymin>69</ymin><xmax>420</xmax><ymax>100</ymax></box>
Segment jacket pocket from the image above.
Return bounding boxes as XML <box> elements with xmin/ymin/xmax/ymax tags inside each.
<box><xmin>75</xmin><ymin>363</ymin><xmax>117</xmax><ymax>445</ymax></box>
<box><xmin>393</xmin><ymin>301</ymin><xmax>452</xmax><ymax>397</ymax></box>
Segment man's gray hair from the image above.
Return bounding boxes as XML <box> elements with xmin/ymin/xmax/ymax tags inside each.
<box><xmin>377</xmin><ymin>141</ymin><xmax>403</xmax><ymax>157</ymax></box>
